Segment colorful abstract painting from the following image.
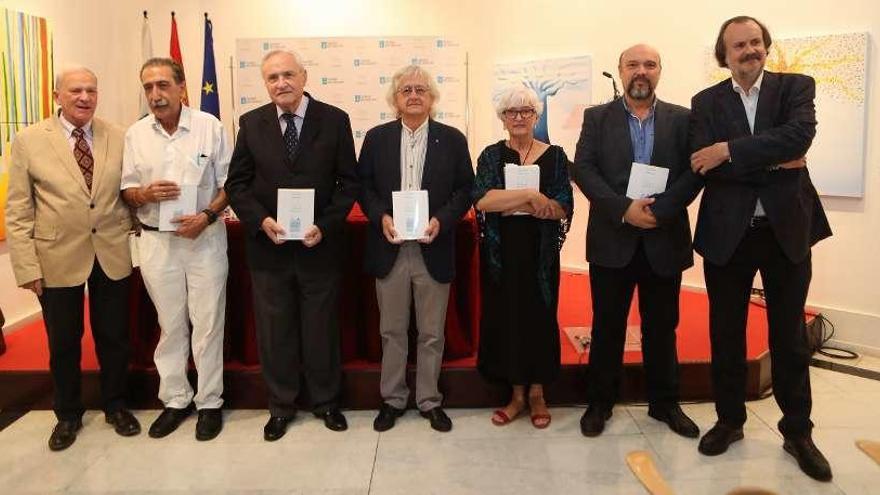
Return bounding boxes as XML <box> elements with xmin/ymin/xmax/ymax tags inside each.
<box><xmin>705</xmin><ymin>32</ymin><xmax>869</xmax><ymax>197</ymax></box>
<box><xmin>0</xmin><ymin>8</ymin><xmax>54</xmax><ymax>241</ymax></box>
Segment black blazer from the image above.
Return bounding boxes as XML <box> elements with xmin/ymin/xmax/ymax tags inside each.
<box><xmin>571</xmin><ymin>98</ymin><xmax>698</xmax><ymax>277</ymax></box>
<box><xmin>691</xmin><ymin>71</ymin><xmax>831</xmax><ymax>265</ymax></box>
<box><xmin>357</xmin><ymin>119</ymin><xmax>474</xmax><ymax>283</ymax></box>
<box><xmin>225</xmin><ymin>94</ymin><xmax>359</xmax><ymax>270</ymax></box>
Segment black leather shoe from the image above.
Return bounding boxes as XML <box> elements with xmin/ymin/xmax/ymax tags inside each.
<box><xmin>263</xmin><ymin>415</ymin><xmax>294</xmax><ymax>442</ymax></box>
<box><xmin>698</xmin><ymin>423</ymin><xmax>744</xmax><ymax>456</ymax></box>
<box><xmin>148</xmin><ymin>406</ymin><xmax>192</xmax><ymax>439</ymax></box>
<box><xmin>314</xmin><ymin>409</ymin><xmax>348</xmax><ymax>432</ymax></box>
<box><xmin>373</xmin><ymin>403</ymin><xmax>406</xmax><ymax>432</ymax></box>
<box><xmin>420</xmin><ymin>407</ymin><xmax>452</xmax><ymax>432</ymax></box>
<box><xmin>48</xmin><ymin>418</ymin><xmax>82</xmax><ymax>451</ymax></box>
<box><xmin>648</xmin><ymin>404</ymin><xmax>700</xmax><ymax>438</ymax></box>
<box><xmin>195</xmin><ymin>408</ymin><xmax>223</xmax><ymax>441</ymax></box>
<box><xmin>105</xmin><ymin>409</ymin><xmax>141</xmax><ymax>437</ymax></box>
<box><xmin>783</xmin><ymin>436</ymin><xmax>833</xmax><ymax>482</ymax></box>
<box><xmin>579</xmin><ymin>405</ymin><xmax>612</xmax><ymax>437</ymax></box>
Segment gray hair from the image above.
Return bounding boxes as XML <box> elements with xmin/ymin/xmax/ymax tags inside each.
<box><xmin>261</xmin><ymin>49</ymin><xmax>305</xmax><ymax>72</ymax></box>
<box><xmin>54</xmin><ymin>66</ymin><xmax>97</xmax><ymax>89</ymax></box>
<box><xmin>385</xmin><ymin>65</ymin><xmax>440</xmax><ymax>119</ymax></box>
<box><xmin>494</xmin><ymin>85</ymin><xmax>543</xmax><ymax>121</ymax></box>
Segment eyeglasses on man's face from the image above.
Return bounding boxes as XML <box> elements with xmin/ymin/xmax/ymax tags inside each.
<box><xmin>503</xmin><ymin>108</ymin><xmax>536</xmax><ymax>120</ymax></box>
<box><xmin>398</xmin><ymin>85</ymin><xmax>429</xmax><ymax>96</ymax></box>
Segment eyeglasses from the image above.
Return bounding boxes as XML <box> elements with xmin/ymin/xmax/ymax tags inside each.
<box><xmin>502</xmin><ymin>108</ymin><xmax>536</xmax><ymax>119</ymax></box>
<box><xmin>398</xmin><ymin>85</ymin><xmax>429</xmax><ymax>96</ymax></box>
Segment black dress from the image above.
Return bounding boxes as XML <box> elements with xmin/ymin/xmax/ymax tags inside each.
<box><xmin>476</xmin><ymin>144</ymin><xmax>563</xmax><ymax>385</ymax></box>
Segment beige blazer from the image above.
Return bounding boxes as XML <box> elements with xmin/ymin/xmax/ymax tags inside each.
<box><xmin>4</xmin><ymin>116</ymin><xmax>132</xmax><ymax>288</ymax></box>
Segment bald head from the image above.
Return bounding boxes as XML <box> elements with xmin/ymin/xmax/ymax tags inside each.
<box><xmin>617</xmin><ymin>44</ymin><xmax>662</xmax><ymax>102</ymax></box>
<box><xmin>618</xmin><ymin>44</ymin><xmax>661</xmax><ymax>69</ymax></box>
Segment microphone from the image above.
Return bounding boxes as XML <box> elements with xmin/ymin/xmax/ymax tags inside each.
<box><xmin>602</xmin><ymin>71</ymin><xmax>620</xmax><ymax>100</ymax></box>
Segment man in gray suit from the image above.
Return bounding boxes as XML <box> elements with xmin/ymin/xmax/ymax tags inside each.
<box><xmin>572</xmin><ymin>44</ymin><xmax>700</xmax><ymax>438</ymax></box>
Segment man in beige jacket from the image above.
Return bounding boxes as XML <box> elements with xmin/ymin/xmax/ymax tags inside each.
<box><xmin>5</xmin><ymin>67</ymin><xmax>141</xmax><ymax>451</ymax></box>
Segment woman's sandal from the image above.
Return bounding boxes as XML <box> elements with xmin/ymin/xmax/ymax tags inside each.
<box><xmin>530</xmin><ymin>413</ymin><xmax>552</xmax><ymax>429</ymax></box>
<box><xmin>491</xmin><ymin>408</ymin><xmax>522</xmax><ymax>426</ymax></box>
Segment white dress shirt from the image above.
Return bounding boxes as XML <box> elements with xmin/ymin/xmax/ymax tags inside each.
<box><xmin>121</xmin><ymin>106</ymin><xmax>231</xmax><ymax>227</ymax></box>
<box><xmin>57</xmin><ymin>114</ymin><xmax>93</xmax><ymax>151</ymax></box>
<box><xmin>732</xmin><ymin>71</ymin><xmax>766</xmax><ymax>217</ymax></box>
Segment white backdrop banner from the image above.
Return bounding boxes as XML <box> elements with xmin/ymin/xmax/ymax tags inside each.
<box><xmin>236</xmin><ymin>37</ymin><xmax>467</xmax><ymax>153</ymax></box>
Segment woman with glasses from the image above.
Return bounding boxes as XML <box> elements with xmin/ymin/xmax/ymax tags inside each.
<box><xmin>472</xmin><ymin>86</ymin><xmax>573</xmax><ymax>428</ymax></box>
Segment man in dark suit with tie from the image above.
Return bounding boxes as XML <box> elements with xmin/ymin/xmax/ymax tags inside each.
<box><xmin>225</xmin><ymin>50</ymin><xmax>359</xmax><ymax>440</ymax></box>
<box><xmin>690</xmin><ymin>16</ymin><xmax>832</xmax><ymax>481</ymax></box>
<box><xmin>572</xmin><ymin>44</ymin><xmax>700</xmax><ymax>439</ymax></box>
<box><xmin>358</xmin><ymin>65</ymin><xmax>474</xmax><ymax>433</ymax></box>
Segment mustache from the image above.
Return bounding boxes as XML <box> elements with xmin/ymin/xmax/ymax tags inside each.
<box><xmin>150</xmin><ymin>98</ymin><xmax>170</xmax><ymax>108</ymax></box>
<box><xmin>739</xmin><ymin>52</ymin><xmax>763</xmax><ymax>63</ymax></box>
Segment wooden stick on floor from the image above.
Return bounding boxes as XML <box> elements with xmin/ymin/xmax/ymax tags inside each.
<box><xmin>856</xmin><ymin>440</ymin><xmax>880</xmax><ymax>465</ymax></box>
<box><xmin>626</xmin><ymin>450</ymin><xmax>673</xmax><ymax>495</ymax></box>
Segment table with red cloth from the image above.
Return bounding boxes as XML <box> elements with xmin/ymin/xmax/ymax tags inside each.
<box><xmin>127</xmin><ymin>204</ymin><xmax>481</xmax><ymax>368</ymax></box>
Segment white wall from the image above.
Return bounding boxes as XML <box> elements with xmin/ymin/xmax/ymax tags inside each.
<box><xmin>1</xmin><ymin>0</ymin><xmax>878</xmax><ymax>349</ymax></box>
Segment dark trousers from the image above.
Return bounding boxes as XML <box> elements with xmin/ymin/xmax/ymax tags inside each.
<box><xmin>587</xmin><ymin>242</ymin><xmax>682</xmax><ymax>408</ymax></box>
<box><xmin>249</xmin><ymin>248</ymin><xmax>342</xmax><ymax>417</ymax></box>
<box><xmin>38</xmin><ymin>259</ymin><xmax>130</xmax><ymax>421</ymax></box>
<box><xmin>704</xmin><ymin>223</ymin><xmax>813</xmax><ymax>437</ymax></box>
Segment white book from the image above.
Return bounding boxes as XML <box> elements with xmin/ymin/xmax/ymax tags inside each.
<box><xmin>392</xmin><ymin>190</ymin><xmax>429</xmax><ymax>241</ymax></box>
<box><xmin>158</xmin><ymin>184</ymin><xmax>198</xmax><ymax>231</ymax></box>
<box><xmin>504</xmin><ymin>163</ymin><xmax>540</xmax><ymax>215</ymax></box>
<box><xmin>626</xmin><ymin>162</ymin><xmax>669</xmax><ymax>199</ymax></box>
<box><xmin>277</xmin><ymin>188</ymin><xmax>315</xmax><ymax>241</ymax></box>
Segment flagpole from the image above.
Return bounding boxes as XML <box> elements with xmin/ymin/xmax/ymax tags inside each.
<box><xmin>229</xmin><ymin>55</ymin><xmax>237</xmax><ymax>137</ymax></box>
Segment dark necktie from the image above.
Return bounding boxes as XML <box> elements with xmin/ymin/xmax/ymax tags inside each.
<box><xmin>281</xmin><ymin>113</ymin><xmax>299</xmax><ymax>159</ymax></box>
<box><xmin>71</xmin><ymin>127</ymin><xmax>94</xmax><ymax>191</ymax></box>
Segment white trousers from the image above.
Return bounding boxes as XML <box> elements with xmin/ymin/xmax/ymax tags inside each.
<box><xmin>139</xmin><ymin>221</ymin><xmax>228</xmax><ymax>409</ymax></box>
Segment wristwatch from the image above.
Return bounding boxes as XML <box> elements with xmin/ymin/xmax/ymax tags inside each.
<box><xmin>201</xmin><ymin>208</ymin><xmax>219</xmax><ymax>224</ymax></box>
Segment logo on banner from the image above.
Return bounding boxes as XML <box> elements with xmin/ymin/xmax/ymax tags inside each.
<box><xmin>354</xmin><ymin>95</ymin><xmax>376</xmax><ymax>103</ymax></box>
<box><xmin>240</xmin><ymin>96</ymin><xmax>260</xmax><ymax>105</ymax></box>
<box><xmin>353</xmin><ymin>58</ymin><xmax>377</xmax><ymax>68</ymax></box>
<box><xmin>435</xmin><ymin>39</ymin><xmax>459</xmax><ymax>48</ymax></box>
<box><xmin>239</xmin><ymin>61</ymin><xmax>258</xmax><ymax>69</ymax></box>
<box><xmin>436</xmin><ymin>75</ymin><xmax>460</xmax><ymax>84</ymax></box>
<box><xmin>380</xmin><ymin>111</ymin><xmax>394</xmax><ymax>120</ymax></box>
<box><xmin>379</xmin><ymin>76</ymin><xmax>389</xmax><ymax>85</ymax></box>
<box><xmin>378</xmin><ymin>39</ymin><xmax>401</xmax><ymax>49</ymax></box>
<box><xmin>355</xmin><ymin>130</ymin><xmax>366</xmax><ymax>138</ymax></box>
<box><xmin>321</xmin><ymin>77</ymin><xmax>344</xmax><ymax>85</ymax></box>
<box><xmin>411</xmin><ymin>57</ymin><xmax>431</xmax><ymax>66</ymax></box>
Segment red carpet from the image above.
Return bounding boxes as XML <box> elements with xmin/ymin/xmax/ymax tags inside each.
<box><xmin>0</xmin><ymin>271</ymin><xmax>779</xmax><ymax>372</ymax></box>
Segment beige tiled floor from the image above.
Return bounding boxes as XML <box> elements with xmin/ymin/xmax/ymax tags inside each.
<box><xmin>1</xmin><ymin>366</ymin><xmax>878</xmax><ymax>494</ymax></box>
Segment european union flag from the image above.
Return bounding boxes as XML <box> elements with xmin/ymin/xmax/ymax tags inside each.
<box><xmin>200</xmin><ymin>15</ymin><xmax>220</xmax><ymax>118</ymax></box>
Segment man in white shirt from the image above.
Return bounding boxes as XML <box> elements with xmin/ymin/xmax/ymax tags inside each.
<box><xmin>122</xmin><ymin>57</ymin><xmax>231</xmax><ymax>441</ymax></box>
